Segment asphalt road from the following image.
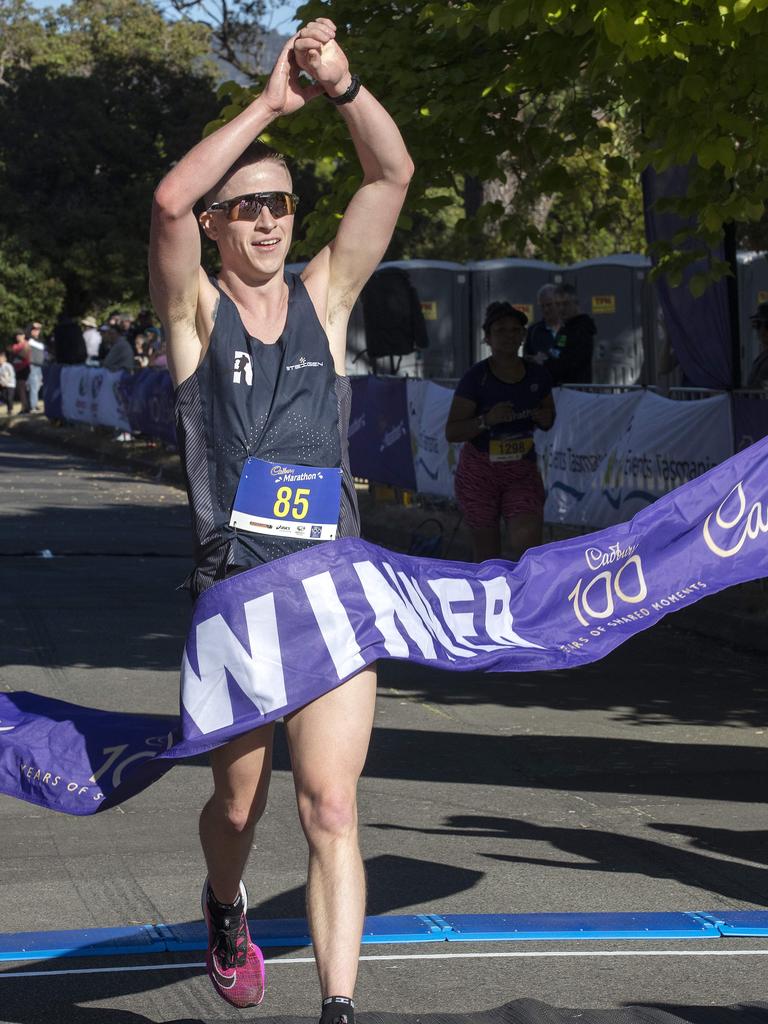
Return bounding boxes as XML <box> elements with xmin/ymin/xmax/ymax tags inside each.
<box><xmin>1</xmin><ymin>431</ymin><xmax>767</xmax><ymax>1023</ymax></box>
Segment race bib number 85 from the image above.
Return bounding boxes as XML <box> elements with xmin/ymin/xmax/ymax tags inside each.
<box><xmin>230</xmin><ymin>458</ymin><xmax>341</xmax><ymax>541</ymax></box>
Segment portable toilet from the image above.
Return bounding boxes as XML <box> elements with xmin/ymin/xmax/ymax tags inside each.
<box><xmin>563</xmin><ymin>254</ymin><xmax>650</xmax><ymax>385</ymax></box>
<box><xmin>468</xmin><ymin>258</ymin><xmax>562</xmax><ymax>364</ymax></box>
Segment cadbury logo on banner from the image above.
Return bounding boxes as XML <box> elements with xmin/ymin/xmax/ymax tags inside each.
<box><xmin>703</xmin><ymin>482</ymin><xmax>768</xmax><ymax>559</ymax></box>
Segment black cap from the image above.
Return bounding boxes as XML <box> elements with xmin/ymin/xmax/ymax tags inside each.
<box><xmin>483</xmin><ymin>301</ymin><xmax>528</xmax><ymax>333</ymax></box>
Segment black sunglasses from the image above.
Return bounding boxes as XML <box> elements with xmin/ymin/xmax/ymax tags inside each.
<box><xmin>751</xmin><ymin>318</ymin><xmax>768</xmax><ymax>329</ymax></box>
<box><xmin>205</xmin><ymin>191</ymin><xmax>299</xmax><ymax>222</ymax></box>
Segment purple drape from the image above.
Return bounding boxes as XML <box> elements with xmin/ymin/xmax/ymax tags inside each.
<box><xmin>642</xmin><ymin>166</ymin><xmax>732</xmax><ymax>388</ymax></box>
<box><xmin>347</xmin><ymin>376</ymin><xmax>417</xmax><ymax>490</ymax></box>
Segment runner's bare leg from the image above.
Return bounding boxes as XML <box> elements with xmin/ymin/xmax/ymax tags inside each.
<box><xmin>285</xmin><ymin>666</ymin><xmax>377</xmax><ymax>997</ymax></box>
<box><xmin>199</xmin><ymin>723</ymin><xmax>274</xmax><ymax>903</ymax></box>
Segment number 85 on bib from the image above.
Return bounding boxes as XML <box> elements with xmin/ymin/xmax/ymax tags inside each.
<box><xmin>230</xmin><ymin>457</ymin><xmax>342</xmax><ymax>541</ymax></box>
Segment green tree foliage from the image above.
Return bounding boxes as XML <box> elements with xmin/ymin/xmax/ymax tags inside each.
<box><xmin>537</xmin><ymin>138</ymin><xmax>647</xmax><ymax>264</ymax></box>
<box><xmin>0</xmin><ymin>0</ymin><xmax>219</xmax><ymax>328</ymax></box>
<box><xmin>0</xmin><ymin>237</ymin><xmax>65</xmax><ymax>342</ymax></box>
<box><xmin>212</xmin><ymin>0</ymin><xmax>768</xmax><ymax>279</ymax></box>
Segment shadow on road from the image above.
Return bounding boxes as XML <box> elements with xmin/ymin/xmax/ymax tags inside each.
<box><xmin>650</xmin><ymin>824</ymin><xmax>768</xmax><ymax>866</ymax></box>
<box><xmin>377</xmin><ymin>648</ymin><xmax>768</xmax><ymax>729</ymax></box>
<box><xmin>363</xmin><ymin>727</ymin><xmax>768</xmax><ymax>804</ymax></box>
<box><xmin>370</xmin><ymin>814</ymin><xmax>768</xmax><ymax>909</ymax></box>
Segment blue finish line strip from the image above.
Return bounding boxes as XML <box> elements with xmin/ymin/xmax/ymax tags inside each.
<box><xmin>1</xmin><ymin>911</ymin><xmax>767</xmax><ymax>962</ymax></box>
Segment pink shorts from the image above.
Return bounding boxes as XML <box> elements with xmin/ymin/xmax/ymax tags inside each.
<box><xmin>454</xmin><ymin>442</ymin><xmax>545</xmax><ymax>527</ymax></box>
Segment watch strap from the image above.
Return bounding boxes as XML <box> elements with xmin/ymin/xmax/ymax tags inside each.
<box><xmin>326</xmin><ymin>74</ymin><xmax>362</xmax><ymax>106</ymax></box>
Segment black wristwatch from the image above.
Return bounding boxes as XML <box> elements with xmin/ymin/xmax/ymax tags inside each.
<box><xmin>327</xmin><ymin>74</ymin><xmax>362</xmax><ymax>105</ymax></box>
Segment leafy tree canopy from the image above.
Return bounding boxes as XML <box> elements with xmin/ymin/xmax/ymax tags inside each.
<box><xmin>0</xmin><ymin>236</ymin><xmax>65</xmax><ymax>340</ymax></box>
<box><xmin>0</xmin><ymin>0</ymin><xmax>219</xmax><ymax>334</ymax></box>
<box><xmin>211</xmin><ymin>0</ymin><xmax>768</xmax><ymax>281</ymax></box>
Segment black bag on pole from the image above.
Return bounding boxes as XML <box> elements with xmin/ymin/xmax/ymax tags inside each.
<box><xmin>361</xmin><ymin>268</ymin><xmax>429</xmax><ymax>359</ymax></box>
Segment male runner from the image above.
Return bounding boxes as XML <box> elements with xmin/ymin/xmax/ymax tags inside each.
<box><xmin>149</xmin><ymin>19</ymin><xmax>413</xmax><ymax>1020</ymax></box>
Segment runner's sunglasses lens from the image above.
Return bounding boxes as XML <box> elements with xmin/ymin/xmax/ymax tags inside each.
<box><xmin>207</xmin><ymin>191</ymin><xmax>299</xmax><ymax>221</ymax></box>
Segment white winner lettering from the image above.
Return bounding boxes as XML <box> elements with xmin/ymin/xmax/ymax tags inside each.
<box><xmin>182</xmin><ymin>593</ymin><xmax>287</xmax><ymax>733</ymax></box>
<box><xmin>181</xmin><ymin>558</ymin><xmax>543</xmax><ymax>735</ymax></box>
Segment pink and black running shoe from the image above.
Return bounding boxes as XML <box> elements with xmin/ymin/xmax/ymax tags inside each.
<box><xmin>201</xmin><ymin>879</ymin><xmax>265</xmax><ymax>1008</ymax></box>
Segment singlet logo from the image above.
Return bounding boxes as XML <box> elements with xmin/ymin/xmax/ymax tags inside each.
<box><xmin>233</xmin><ymin>351</ymin><xmax>253</xmax><ymax>386</ymax></box>
<box><xmin>286</xmin><ymin>354</ymin><xmax>323</xmax><ymax>372</ymax></box>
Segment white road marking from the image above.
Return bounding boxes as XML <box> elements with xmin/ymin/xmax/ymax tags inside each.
<box><xmin>3</xmin><ymin>947</ymin><xmax>768</xmax><ymax>978</ymax></box>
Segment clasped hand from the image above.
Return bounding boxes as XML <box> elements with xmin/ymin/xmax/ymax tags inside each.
<box><xmin>485</xmin><ymin>402</ymin><xmax>516</xmax><ymax>426</ymax></box>
<box><xmin>262</xmin><ymin>18</ymin><xmax>350</xmax><ymax>116</ymax></box>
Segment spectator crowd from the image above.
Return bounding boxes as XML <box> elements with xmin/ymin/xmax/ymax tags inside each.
<box><xmin>1</xmin><ymin>311</ymin><xmax>166</xmax><ymax>416</ymax></box>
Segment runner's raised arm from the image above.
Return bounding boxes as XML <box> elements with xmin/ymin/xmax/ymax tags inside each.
<box><xmin>295</xmin><ymin>25</ymin><xmax>415</xmax><ymax>358</ymax></box>
<box><xmin>149</xmin><ymin>33</ymin><xmax>323</xmax><ymax>385</ymax></box>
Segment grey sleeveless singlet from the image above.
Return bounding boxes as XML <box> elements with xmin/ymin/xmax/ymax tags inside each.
<box><xmin>174</xmin><ymin>271</ymin><xmax>360</xmax><ymax>599</ymax></box>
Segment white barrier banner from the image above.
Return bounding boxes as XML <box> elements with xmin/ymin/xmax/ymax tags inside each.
<box><xmin>406</xmin><ymin>380</ymin><xmax>462</xmax><ymax>497</ymax></box>
<box><xmin>95</xmin><ymin>370</ymin><xmax>130</xmax><ymax>430</ymax></box>
<box><xmin>535</xmin><ymin>389</ymin><xmax>643</xmax><ymax>525</ymax></box>
<box><xmin>537</xmin><ymin>389</ymin><xmax>734</xmax><ymax>526</ymax></box>
<box><xmin>60</xmin><ymin>367</ymin><xmax>129</xmax><ymax>429</ymax></box>
<box><xmin>61</xmin><ymin>365</ymin><xmax>96</xmax><ymax>424</ymax></box>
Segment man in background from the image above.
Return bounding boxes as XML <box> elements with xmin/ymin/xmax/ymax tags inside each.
<box><xmin>26</xmin><ymin>321</ymin><xmax>46</xmax><ymax>412</ymax></box>
<box><xmin>81</xmin><ymin>316</ymin><xmax>102</xmax><ymax>366</ymax></box>
<box><xmin>101</xmin><ymin>328</ymin><xmax>135</xmax><ymax>373</ymax></box>
<box><xmin>524</xmin><ymin>283</ymin><xmax>561</xmax><ymax>365</ymax></box>
<box><xmin>545</xmin><ymin>283</ymin><xmax>596</xmax><ymax>384</ymax></box>
<box><xmin>10</xmin><ymin>330</ymin><xmax>30</xmax><ymax>413</ymax></box>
